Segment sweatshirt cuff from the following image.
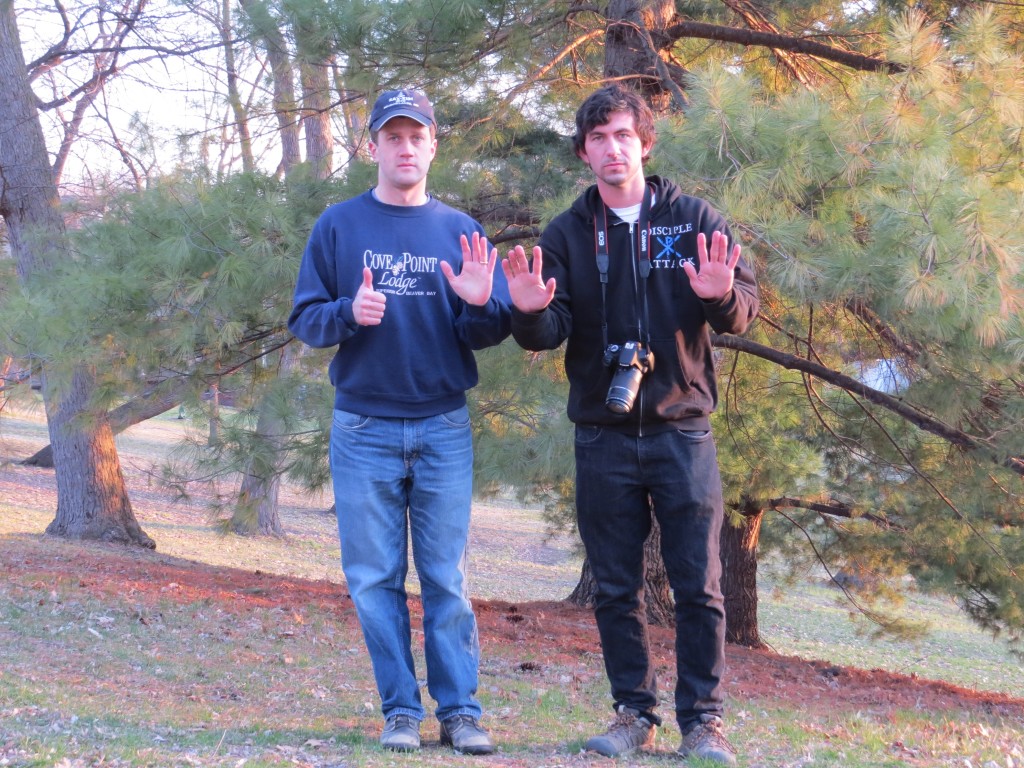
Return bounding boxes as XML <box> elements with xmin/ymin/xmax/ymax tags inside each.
<box><xmin>511</xmin><ymin>306</ymin><xmax>546</xmax><ymax>325</ymax></box>
<box><xmin>339</xmin><ymin>298</ymin><xmax>357</xmax><ymax>328</ymax></box>
<box><xmin>701</xmin><ymin>288</ymin><xmax>735</xmax><ymax>312</ymax></box>
<box><xmin>466</xmin><ymin>299</ymin><xmax>498</xmax><ymax>318</ymax></box>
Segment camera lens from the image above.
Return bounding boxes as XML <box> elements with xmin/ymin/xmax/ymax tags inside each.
<box><xmin>606</xmin><ymin>367</ymin><xmax>644</xmax><ymax>414</ymax></box>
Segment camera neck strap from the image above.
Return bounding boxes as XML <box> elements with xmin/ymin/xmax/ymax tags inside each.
<box><xmin>594</xmin><ymin>183</ymin><xmax>654</xmax><ymax>351</ymax></box>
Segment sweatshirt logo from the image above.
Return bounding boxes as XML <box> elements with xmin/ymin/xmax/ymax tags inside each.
<box><xmin>364</xmin><ymin>249</ymin><xmax>440</xmax><ymax>296</ymax></box>
<box><xmin>649</xmin><ymin>222</ymin><xmax>694</xmax><ymax>268</ymax></box>
<box><xmin>656</xmin><ymin>234</ymin><xmax>680</xmax><ymax>259</ymax></box>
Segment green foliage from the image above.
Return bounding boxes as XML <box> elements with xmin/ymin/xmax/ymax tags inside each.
<box><xmin>654</xmin><ymin>8</ymin><xmax>1023</xmax><ymax>646</ymax></box>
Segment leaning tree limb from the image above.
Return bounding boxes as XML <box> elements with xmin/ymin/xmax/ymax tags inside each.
<box><xmin>712</xmin><ymin>333</ymin><xmax>1024</xmax><ymax>478</ymax></box>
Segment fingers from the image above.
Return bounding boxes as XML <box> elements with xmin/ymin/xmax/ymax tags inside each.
<box><xmin>502</xmin><ymin>245</ymin><xmax>542</xmax><ymax>278</ymax></box>
<box><xmin>727</xmin><ymin>243</ymin><xmax>741</xmax><ymax>272</ymax></box>
<box><xmin>542</xmin><ymin>276</ymin><xmax>556</xmax><ymax>304</ymax></box>
<box><xmin>698</xmin><ymin>231</ymin><xmax>739</xmax><ymax>266</ymax></box>
<box><xmin>696</xmin><ymin>232</ymin><xmax>709</xmax><ymax>269</ymax></box>
<box><xmin>354</xmin><ymin>268</ymin><xmax>386</xmax><ymax>326</ymax></box>
<box><xmin>529</xmin><ymin>245</ymin><xmax>543</xmax><ymax>277</ymax></box>
<box><xmin>459</xmin><ymin>232</ymin><xmax>497</xmax><ymax>274</ymax></box>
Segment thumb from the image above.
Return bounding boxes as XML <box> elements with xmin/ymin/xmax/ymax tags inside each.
<box><xmin>361</xmin><ymin>267</ymin><xmax>374</xmax><ymax>291</ymax></box>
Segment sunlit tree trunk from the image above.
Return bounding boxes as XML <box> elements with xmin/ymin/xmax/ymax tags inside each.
<box><xmin>605</xmin><ymin>0</ymin><xmax>675</xmax><ymax>112</ymax></box>
<box><xmin>721</xmin><ymin>501</ymin><xmax>765</xmax><ymax>648</ymax></box>
<box><xmin>0</xmin><ymin>0</ymin><xmax>152</xmax><ymax>548</ymax></box>
<box><xmin>42</xmin><ymin>368</ymin><xmax>155</xmax><ymax>547</ymax></box>
<box><xmin>23</xmin><ymin>377</ymin><xmax>191</xmax><ymax>467</ymax></box>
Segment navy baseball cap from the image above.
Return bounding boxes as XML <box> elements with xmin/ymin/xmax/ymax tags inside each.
<box><xmin>369</xmin><ymin>89</ymin><xmax>435</xmax><ymax>131</ymax></box>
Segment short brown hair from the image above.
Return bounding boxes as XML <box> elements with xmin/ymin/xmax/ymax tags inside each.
<box><xmin>572</xmin><ymin>85</ymin><xmax>657</xmax><ymax>159</ymax></box>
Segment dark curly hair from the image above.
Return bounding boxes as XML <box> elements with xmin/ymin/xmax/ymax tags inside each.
<box><xmin>572</xmin><ymin>85</ymin><xmax>657</xmax><ymax>160</ymax></box>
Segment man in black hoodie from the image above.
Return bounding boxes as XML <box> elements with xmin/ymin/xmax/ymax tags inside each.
<box><xmin>502</xmin><ymin>85</ymin><xmax>758</xmax><ymax>764</ymax></box>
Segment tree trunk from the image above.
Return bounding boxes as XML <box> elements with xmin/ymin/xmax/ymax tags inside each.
<box><xmin>208</xmin><ymin>381</ymin><xmax>220</xmax><ymax>444</ymax></box>
<box><xmin>239</xmin><ymin>0</ymin><xmax>301</xmax><ymax>177</ymax></box>
<box><xmin>604</xmin><ymin>0</ymin><xmax>676</xmax><ymax>112</ymax></box>
<box><xmin>42</xmin><ymin>369</ymin><xmax>155</xmax><ymax>548</ymax></box>
<box><xmin>1</xmin><ymin>1</ymin><xmax>153</xmax><ymax>549</ymax></box>
<box><xmin>295</xmin><ymin>24</ymin><xmax>333</xmax><ymax>180</ymax></box>
<box><xmin>221</xmin><ymin>0</ymin><xmax>255</xmax><ymax>172</ymax></box>
<box><xmin>721</xmin><ymin>502</ymin><xmax>765</xmax><ymax>648</ymax></box>
<box><xmin>23</xmin><ymin>377</ymin><xmax>190</xmax><ymax>467</ymax></box>
<box><xmin>229</xmin><ymin>346</ymin><xmax>296</xmax><ymax>536</ymax></box>
<box><xmin>235</xmin><ymin>469</ymin><xmax>284</xmax><ymax>536</ymax></box>
<box><xmin>568</xmin><ymin>506</ymin><xmax>674</xmax><ymax>627</ymax></box>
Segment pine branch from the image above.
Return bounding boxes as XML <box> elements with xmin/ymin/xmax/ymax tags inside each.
<box><xmin>660</xmin><ymin>20</ymin><xmax>902</xmax><ymax>74</ymax></box>
<box><xmin>712</xmin><ymin>333</ymin><xmax>1024</xmax><ymax>477</ymax></box>
<box><xmin>769</xmin><ymin>495</ymin><xmax>903</xmax><ymax>531</ymax></box>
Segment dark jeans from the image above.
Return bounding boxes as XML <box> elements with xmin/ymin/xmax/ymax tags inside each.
<box><xmin>574</xmin><ymin>425</ymin><xmax>726</xmax><ymax>730</ymax></box>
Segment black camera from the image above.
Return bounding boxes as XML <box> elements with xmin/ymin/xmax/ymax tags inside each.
<box><xmin>603</xmin><ymin>341</ymin><xmax>654</xmax><ymax>414</ymax></box>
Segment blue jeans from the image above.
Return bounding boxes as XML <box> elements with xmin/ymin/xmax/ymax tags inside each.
<box><xmin>330</xmin><ymin>406</ymin><xmax>482</xmax><ymax>723</ymax></box>
<box><xmin>574</xmin><ymin>425</ymin><xmax>726</xmax><ymax>730</ymax></box>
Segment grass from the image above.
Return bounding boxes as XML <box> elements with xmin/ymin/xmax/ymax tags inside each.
<box><xmin>1</xmin><ymin>402</ymin><xmax>1023</xmax><ymax>767</ymax></box>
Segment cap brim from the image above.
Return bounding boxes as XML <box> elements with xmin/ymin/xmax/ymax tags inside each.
<box><xmin>371</xmin><ymin>109</ymin><xmax>433</xmax><ymax>131</ymax></box>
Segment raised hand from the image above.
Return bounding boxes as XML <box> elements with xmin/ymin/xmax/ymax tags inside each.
<box><xmin>501</xmin><ymin>245</ymin><xmax>556</xmax><ymax>313</ymax></box>
<box><xmin>352</xmin><ymin>267</ymin><xmax>387</xmax><ymax>325</ymax></box>
<box><xmin>682</xmin><ymin>231</ymin><xmax>741</xmax><ymax>301</ymax></box>
<box><xmin>441</xmin><ymin>232</ymin><xmax>497</xmax><ymax>306</ymax></box>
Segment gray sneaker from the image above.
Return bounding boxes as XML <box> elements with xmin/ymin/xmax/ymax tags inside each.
<box><xmin>584</xmin><ymin>705</ymin><xmax>657</xmax><ymax>757</ymax></box>
<box><xmin>677</xmin><ymin>714</ymin><xmax>737</xmax><ymax>765</ymax></box>
<box><xmin>440</xmin><ymin>714</ymin><xmax>495</xmax><ymax>755</ymax></box>
<box><xmin>380</xmin><ymin>714</ymin><xmax>420</xmax><ymax>751</ymax></box>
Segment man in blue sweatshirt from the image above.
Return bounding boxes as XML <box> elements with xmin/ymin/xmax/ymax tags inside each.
<box><xmin>288</xmin><ymin>89</ymin><xmax>510</xmax><ymax>755</ymax></box>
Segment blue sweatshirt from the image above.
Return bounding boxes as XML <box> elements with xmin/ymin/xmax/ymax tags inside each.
<box><xmin>288</xmin><ymin>190</ymin><xmax>511</xmax><ymax>417</ymax></box>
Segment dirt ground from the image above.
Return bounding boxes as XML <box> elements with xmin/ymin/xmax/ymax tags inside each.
<box><xmin>5</xmin><ymin>531</ymin><xmax>1023</xmax><ymax>722</ymax></box>
<box><xmin>2</xmin><ymin>413</ymin><xmax>1023</xmax><ymax>725</ymax></box>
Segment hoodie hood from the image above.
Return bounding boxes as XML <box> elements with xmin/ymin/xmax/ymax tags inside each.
<box><xmin>568</xmin><ymin>174</ymin><xmax>683</xmax><ymax>224</ymax></box>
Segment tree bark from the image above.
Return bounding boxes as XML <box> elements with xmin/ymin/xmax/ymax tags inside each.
<box><xmin>721</xmin><ymin>502</ymin><xmax>765</xmax><ymax>648</ymax></box>
<box><xmin>229</xmin><ymin>346</ymin><xmax>297</xmax><ymax>537</ymax></box>
<box><xmin>42</xmin><ymin>368</ymin><xmax>155</xmax><ymax>548</ymax></box>
<box><xmin>23</xmin><ymin>377</ymin><xmax>191</xmax><ymax>467</ymax></box>
<box><xmin>294</xmin><ymin>19</ymin><xmax>333</xmax><ymax>180</ymax></box>
<box><xmin>235</xmin><ymin>467</ymin><xmax>284</xmax><ymax>536</ymax></box>
<box><xmin>604</xmin><ymin>0</ymin><xmax>676</xmax><ymax>112</ymax></box>
<box><xmin>0</xmin><ymin>2</ymin><xmax>152</xmax><ymax>548</ymax></box>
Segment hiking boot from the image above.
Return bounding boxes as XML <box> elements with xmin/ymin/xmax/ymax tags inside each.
<box><xmin>677</xmin><ymin>714</ymin><xmax>737</xmax><ymax>765</ymax></box>
<box><xmin>584</xmin><ymin>705</ymin><xmax>656</xmax><ymax>757</ymax></box>
<box><xmin>380</xmin><ymin>714</ymin><xmax>420</xmax><ymax>751</ymax></box>
<box><xmin>440</xmin><ymin>714</ymin><xmax>495</xmax><ymax>755</ymax></box>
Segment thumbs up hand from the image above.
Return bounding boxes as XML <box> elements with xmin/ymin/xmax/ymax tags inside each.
<box><xmin>352</xmin><ymin>267</ymin><xmax>387</xmax><ymax>326</ymax></box>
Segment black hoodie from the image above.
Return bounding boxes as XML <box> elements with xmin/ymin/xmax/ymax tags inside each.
<box><xmin>511</xmin><ymin>175</ymin><xmax>759</xmax><ymax>434</ymax></box>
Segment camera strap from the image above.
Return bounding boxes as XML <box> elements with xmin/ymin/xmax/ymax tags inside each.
<box><xmin>594</xmin><ymin>183</ymin><xmax>654</xmax><ymax>351</ymax></box>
